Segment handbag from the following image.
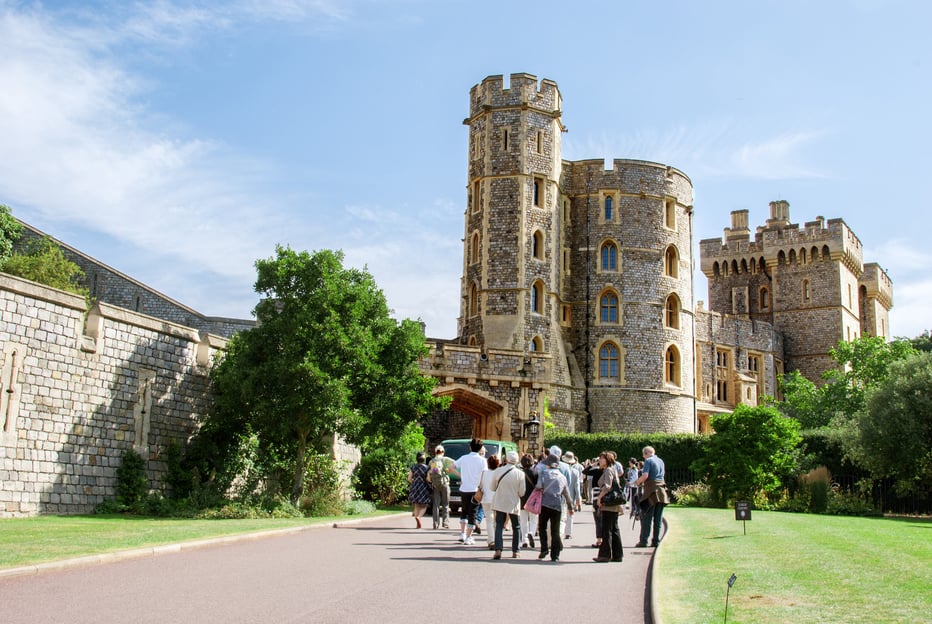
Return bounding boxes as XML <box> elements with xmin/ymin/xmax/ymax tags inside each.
<box><xmin>525</xmin><ymin>487</ymin><xmax>543</xmax><ymax>515</ymax></box>
<box><xmin>473</xmin><ymin>487</ymin><xmax>483</xmax><ymax>504</ymax></box>
<box><xmin>601</xmin><ymin>479</ymin><xmax>627</xmax><ymax>507</ymax></box>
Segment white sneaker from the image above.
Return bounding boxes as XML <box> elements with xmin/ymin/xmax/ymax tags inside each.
<box><xmin>464</xmin><ymin>537</ymin><xmax>475</xmax><ymax>545</ymax></box>
<box><xmin>458</xmin><ymin>533</ymin><xmax>466</xmax><ymax>543</ymax></box>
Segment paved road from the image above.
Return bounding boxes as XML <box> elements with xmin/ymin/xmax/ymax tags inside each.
<box><xmin>1</xmin><ymin>508</ymin><xmax>656</xmax><ymax>623</ymax></box>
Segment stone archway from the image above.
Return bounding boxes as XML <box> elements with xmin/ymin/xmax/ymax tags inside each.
<box><xmin>433</xmin><ymin>385</ymin><xmax>509</xmax><ymax>441</ymax></box>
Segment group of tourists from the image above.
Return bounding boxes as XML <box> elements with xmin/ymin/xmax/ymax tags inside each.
<box><xmin>407</xmin><ymin>438</ymin><xmax>670</xmax><ymax>562</ymax></box>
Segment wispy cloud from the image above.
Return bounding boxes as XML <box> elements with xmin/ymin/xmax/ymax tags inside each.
<box><xmin>565</xmin><ymin>122</ymin><xmax>829</xmax><ymax>180</ymax></box>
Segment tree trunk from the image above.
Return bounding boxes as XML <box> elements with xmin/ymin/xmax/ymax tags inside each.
<box><xmin>292</xmin><ymin>433</ymin><xmax>308</xmax><ymax>504</ymax></box>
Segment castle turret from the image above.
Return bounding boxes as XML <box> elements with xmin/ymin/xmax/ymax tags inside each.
<box><xmin>459</xmin><ymin>73</ymin><xmax>564</xmax><ymax>355</ymax></box>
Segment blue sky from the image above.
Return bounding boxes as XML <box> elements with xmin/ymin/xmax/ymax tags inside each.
<box><xmin>1</xmin><ymin>0</ymin><xmax>929</xmax><ymax>340</ymax></box>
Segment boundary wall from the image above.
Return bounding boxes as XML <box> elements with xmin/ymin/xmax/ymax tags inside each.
<box><xmin>0</xmin><ymin>272</ymin><xmax>225</xmax><ymax>517</ymax></box>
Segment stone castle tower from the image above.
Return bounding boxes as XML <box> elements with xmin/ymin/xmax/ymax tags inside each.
<box><xmin>420</xmin><ymin>73</ymin><xmax>695</xmax><ymax>450</ymax></box>
<box><xmin>699</xmin><ymin>201</ymin><xmax>893</xmax><ymax>381</ymax></box>
<box><xmin>419</xmin><ymin>72</ymin><xmax>892</xmax><ymax>449</ymax></box>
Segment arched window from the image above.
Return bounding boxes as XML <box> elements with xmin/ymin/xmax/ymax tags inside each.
<box><xmin>665</xmin><ymin>345</ymin><xmax>680</xmax><ymax>386</ymax></box>
<box><xmin>600</xmin><ymin>291</ymin><xmax>619</xmax><ymax>323</ymax></box>
<box><xmin>601</xmin><ymin>241</ymin><xmax>618</xmax><ymax>271</ymax></box>
<box><xmin>802</xmin><ymin>279</ymin><xmax>811</xmax><ymax>302</ymax></box>
<box><xmin>665</xmin><ymin>294</ymin><xmax>680</xmax><ymax>329</ymax></box>
<box><xmin>532</xmin><ymin>230</ymin><xmax>544</xmax><ymax>259</ymax></box>
<box><xmin>713</xmin><ymin>261</ymin><xmax>720</xmax><ymax>277</ymax></box>
<box><xmin>599</xmin><ymin>342</ymin><xmax>620</xmax><ymax>380</ymax></box>
<box><xmin>531</xmin><ymin>281</ymin><xmax>544</xmax><ymax>314</ymax></box>
<box><xmin>530</xmin><ymin>336</ymin><xmax>543</xmax><ymax>352</ymax></box>
<box><xmin>533</xmin><ymin>178</ymin><xmax>542</xmax><ymax>207</ymax></box>
<box><xmin>471</xmin><ymin>233</ymin><xmax>480</xmax><ymax>264</ymax></box>
<box><xmin>665</xmin><ymin>246</ymin><xmax>679</xmax><ymax>278</ymax></box>
<box><xmin>759</xmin><ymin>287</ymin><xmax>771</xmax><ymax>311</ymax></box>
<box><xmin>469</xmin><ymin>283</ymin><xmax>479</xmax><ymax>316</ymax></box>
<box><xmin>604</xmin><ymin>196</ymin><xmax>613</xmax><ymax>220</ymax></box>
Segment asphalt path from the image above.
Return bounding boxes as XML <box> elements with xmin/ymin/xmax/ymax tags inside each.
<box><xmin>1</xmin><ymin>506</ymin><xmax>656</xmax><ymax>623</ymax></box>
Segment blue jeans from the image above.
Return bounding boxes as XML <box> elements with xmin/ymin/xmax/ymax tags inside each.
<box><xmin>494</xmin><ymin>511</ymin><xmax>521</xmax><ymax>553</ymax></box>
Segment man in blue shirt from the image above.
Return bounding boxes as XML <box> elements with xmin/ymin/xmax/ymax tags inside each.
<box><xmin>634</xmin><ymin>446</ymin><xmax>670</xmax><ymax>548</ymax></box>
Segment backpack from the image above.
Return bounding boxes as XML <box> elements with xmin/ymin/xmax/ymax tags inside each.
<box><xmin>428</xmin><ymin>457</ymin><xmax>448</xmax><ymax>487</ymax></box>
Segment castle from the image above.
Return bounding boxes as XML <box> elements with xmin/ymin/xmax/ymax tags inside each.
<box><xmin>0</xmin><ymin>72</ymin><xmax>893</xmax><ymax>515</ymax></box>
<box><xmin>420</xmin><ymin>73</ymin><xmax>892</xmax><ymax>451</ymax></box>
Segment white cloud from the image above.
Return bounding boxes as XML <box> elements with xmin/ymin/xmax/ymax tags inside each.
<box><xmin>565</xmin><ymin>122</ymin><xmax>828</xmax><ymax>180</ymax></box>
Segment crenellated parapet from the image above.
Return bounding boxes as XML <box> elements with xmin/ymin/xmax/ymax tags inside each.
<box><xmin>860</xmin><ymin>262</ymin><xmax>894</xmax><ymax>309</ymax></box>
<box><xmin>465</xmin><ymin>73</ymin><xmax>562</xmax><ymax>122</ymax></box>
<box><xmin>700</xmin><ymin>201</ymin><xmax>864</xmax><ymax>278</ymax></box>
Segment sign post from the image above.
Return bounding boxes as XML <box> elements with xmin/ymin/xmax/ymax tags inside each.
<box><xmin>734</xmin><ymin>500</ymin><xmax>751</xmax><ymax>535</ymax></box>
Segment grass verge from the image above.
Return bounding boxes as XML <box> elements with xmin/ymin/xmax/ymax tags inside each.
<box><xmin>654</xmin><ymin>507</ymin><xmax>932</xmax><ymax>623</ymax></box>
<box><xmin>0</xmin><ymin>509</ymin><xmax>402</xmax><ymax>569</ymax></box>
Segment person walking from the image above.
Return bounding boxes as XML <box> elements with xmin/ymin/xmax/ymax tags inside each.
<box><xmin>407</xmin><ymin>452</ymin><xmax>431</xmax><ymax>529</ymax></box>
<box><xmin>535</xmin><ymin>454</ymin><xmax>575</xmax><ymax>562</ymax></box>
<box><xmin>427</xmin><ymin>445</ymin><xmax>454</xmax><ymax>529</ymax></box>
<box><xmin>490</xmin><ymin>450</ymin><xmax>526</xmax><ymax>559</ymax></box>
<box><xmin>478</xmin><ymin>454</ymin><xmax>499</xmax><ymax>548</ymax></box>
<box><xmin>561</xmin><ymin>451</ymin><xmax>582</xmax><ymax>540</ymax></box>
<box><xmin>449</xmin><ymin>438</ymin><xmax>486</xmax><ymax>545</ymax></box>
<box><xmin>519</xmin><ymin>453</ymin><xmax>539</xmax><ymax>549</ymax></box>
<box><xmin>634</xmin><ymin>446</ymin><xmax>670</xmax><ymax>548</ymax></box>
<box><xmin>582</xmin><ymin>457</ymin><xmax>604</xmax><ymax>549</ymax></box>
<box><xmin>592</xmin><ymin>451</ymin><xmax>624</xmax><ymax>562</ymax></box>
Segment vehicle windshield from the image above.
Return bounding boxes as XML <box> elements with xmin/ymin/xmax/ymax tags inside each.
<box><xmin>442</xmin><ymin>442</ymin><xmax>501</xmax><ymax>462</ymax></box>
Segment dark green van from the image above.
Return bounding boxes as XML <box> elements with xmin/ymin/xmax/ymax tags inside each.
<box><xmin>440</xmin><ymin>439</ymin><xmax>519</xmax><ymax>513</ymax></box>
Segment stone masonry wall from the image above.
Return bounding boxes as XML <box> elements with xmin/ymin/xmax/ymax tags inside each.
<box><xmin>0</xmin><ymin>272</ymin><xmax>225</xmax><ymax>517</ymax></box>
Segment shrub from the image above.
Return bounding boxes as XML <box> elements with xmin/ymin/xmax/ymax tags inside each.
<box><xmin>353</xmin><ymin>448</ymin><xmax>408</xmax><ymax>505</ymax></box>
<box><xmin>671</xmin><ymin>482</ymin><xmax>717</xmax><ymax>507</ymax></box>
<box><xmin>299</xmin><ymin>454</ymin><xmax>345</xmax><ymax>517</ymax></box>
<box><xmin>116</xmin><ymin>449</ymin><xmax>149</xmax><ymax>507</ymax></box>
<box><xmin>344</xmin><ymin>499</ymin><xmax>377</xmax><ymax>515</ymax></box>
<box><xmin>801</xmin><ymin>466</ymin><xmax>832</xmax><ymax>513</ymax></box>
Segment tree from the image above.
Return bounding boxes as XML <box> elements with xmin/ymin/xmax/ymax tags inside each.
<box><xmin>0</xmin><ymin>204</ymin><xmax>23</xmax><ymax>261</ymax></box>
<box><xmin>779</xmin><ymin>336</ymin><xmax>917</xmax><ymax>428</ymax></box>
<box><xmin>0</xmin><ymin>235</ymin><xmax>88</xmax><ymax>297</ymax></box>
<box><xmin>907</xmin><ymin>330</ymin><xmax>932</xmax><ymax>353</ymax></box>
<box><xmin>692</xmin><ymin>404</ymin><xmax>801</xmax><ymax>504</ymax></box>
<box><xmin>819</xmin><ymin>336</ymin><xmax>917</xmax><ymax>419</ymax></box>
<box><xmin>210</xmin><ymin>246</ymin><xmax>442</xmax><ymax>503</ymax></box>
<box><xmin>858</xmin><ymin>352</ymin><xmax>932</xmax><ymax>498</ymax></box>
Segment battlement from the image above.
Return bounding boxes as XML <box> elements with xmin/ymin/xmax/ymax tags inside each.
<box><xmin>468</xmin><ymin>73</ymin><xmax>561</xmax><ymax>119</ymax></box>
<box><xmin>860</xmin><ymin>262</ymin><xmax>894</xmax><ymax>308</ymax></box>
<box><xmin>700</xmin><ymin>201</ymin><xmax>864</xmax><ymax>275</ymax></box>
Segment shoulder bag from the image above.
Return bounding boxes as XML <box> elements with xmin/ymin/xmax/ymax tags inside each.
<box><xmin>525</xmin><ymin>487</ymin><xmax>543</xmax><ymax>515</ymax></box>
<box><xmin>601</xmin><ymin>476</ymin><xmax>627</xmax><ymax>507</ymax></box>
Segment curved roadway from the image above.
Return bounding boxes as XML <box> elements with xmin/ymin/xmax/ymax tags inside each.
<box><xmin>1</xmin><ymin>508</ymin><xmax>657</xmax><ymax>623</ymax></box>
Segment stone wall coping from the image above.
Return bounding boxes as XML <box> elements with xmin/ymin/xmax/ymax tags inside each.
<box><xmin>93</xmin><ymin>301</ymin><xmax>201</xmax><ymax>343</ymax></box>
<box><xmin>0</xmin><ymin>272</ymin><xmax>87</xmax><ymax>309</ymax></box>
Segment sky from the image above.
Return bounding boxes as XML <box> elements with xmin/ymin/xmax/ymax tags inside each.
<box><xmin>1</xmin><ymin>0</ymin><xmax>930</xmax><ymax>340</ymax></box>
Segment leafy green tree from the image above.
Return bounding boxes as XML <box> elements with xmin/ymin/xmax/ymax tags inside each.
<box><xmin>210</xmin><ymin>246</ymin><xmax>442</xmax><ymax>503</ymax></box>
<box><xmin>0</xmin><ymin>204</ymin><xmax>23</xmax><ymax>261</ymax></box>
<box><xmin>0</xmin><ymin>236</ymin><xmax>89</xmax><ymax>297</ymax></box>
<box><xmin>819</xmin><ymin>336</ymin><xmax>917</xmax><ymax>419</ymax></box>
<box><xmin>692</xmin><ymin>404</ymin><xmax>801</xmax><ymax>504</ymax></box>
<box><xmin>779</xmin><ymin>336</ymin><xmax>917</xmax><ymax>428</ymax></box>
<box><xmin>778</xmin><ymin>370</ymin><xmax>822</xmax><ymax>428</ymax></box>
<box><xmin>907</xmin><ymin>330</ymin><xmax>932</xmax><ymax>353</ymax></box>
<box><xmin>858</xmin><ymin>352</ymin><xmax>932</xmax><ymax>498</ymax></box>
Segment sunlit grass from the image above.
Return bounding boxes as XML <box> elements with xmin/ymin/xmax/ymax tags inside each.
<box><xmin>0</xmin><ymin>510</ymin><xmax>400</xmax><ymax>569</ymax></box>
<box><xmin>655</xmin><ymin>507</ymin><xmax>932</xmax><ymax>623</ymax></box>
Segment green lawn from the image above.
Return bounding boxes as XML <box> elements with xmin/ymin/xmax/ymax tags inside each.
<box><xmin>655</xmin><ymin>507</ymin><xmax>932</xmax><ymax>624</ymax></box>
<box><xmin>0</xmin><ymin>511</ymin><xmax>399</xmax><ymax>569</ymax></box>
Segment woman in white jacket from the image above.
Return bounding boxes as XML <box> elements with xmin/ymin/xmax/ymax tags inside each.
<box><xmin>490</xmin><ymin>450</ymin><xmax>526</xmax><ymax>559</ymax></box>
